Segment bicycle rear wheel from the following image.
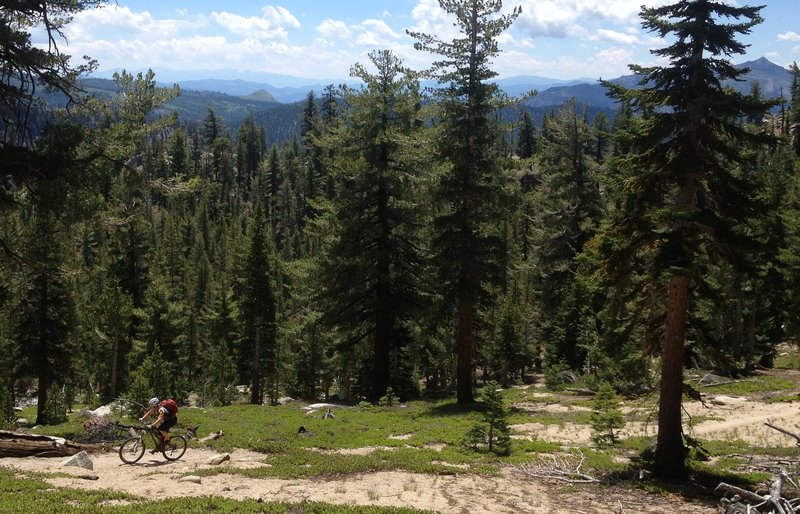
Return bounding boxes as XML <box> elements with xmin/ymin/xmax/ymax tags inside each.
<box><xmin>119</xmin><ymin>436</ymin><xmax>145</xmax><ymax>464</ymax></box>
<box><xmin>161</xmin><ymin>435</ymin><xmax>187</xmax><ymax>461</ymax></box>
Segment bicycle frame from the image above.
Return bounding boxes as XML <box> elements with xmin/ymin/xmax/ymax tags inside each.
<box><xmin>116</xmin><ymin>423</ymin><xmax>187</xmax><ymax>464</ymax></box>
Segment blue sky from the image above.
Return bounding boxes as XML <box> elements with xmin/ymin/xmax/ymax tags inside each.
<box><xmin>55</xmin><ymin>0</ymin><xmax>800</xmax><ymax>82</ymax></box>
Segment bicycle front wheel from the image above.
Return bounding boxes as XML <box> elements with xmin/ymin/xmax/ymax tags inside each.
<box><xmin>161</xmin><ymin>435</ymin><xmax>187</xmax><ymax>461</ymax></box>
<box><xmin>119</xmin><ymin>436</ymin><xmax>145</xmax><ymax>464</ymax></box>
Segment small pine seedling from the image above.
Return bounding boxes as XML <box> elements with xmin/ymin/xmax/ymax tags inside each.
<box><xmin>590</xmin><ymin>382</ymin><xmax>625</xmax><ymax>447</ymax></box>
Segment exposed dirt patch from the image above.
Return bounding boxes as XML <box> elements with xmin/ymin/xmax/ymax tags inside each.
<box><xmin>0</xmin><ymin>447</ymin><xmax>717</xmax><ymax>513</ymax></box>
<box><xmin>510</xmin><ymin>371</ymin><xmax>800</xmax><ymax>449</ymax></box>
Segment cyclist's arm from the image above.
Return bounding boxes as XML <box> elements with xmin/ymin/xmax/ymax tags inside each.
<box><xmin>149</xmin><ymin>409</ymin><xmax>166</xmax><ymax>429</ymax></box>
<box><xmin>139</xmin><ymin>406</ymin><xmax>155</xmax><ymax>423</ymax></box>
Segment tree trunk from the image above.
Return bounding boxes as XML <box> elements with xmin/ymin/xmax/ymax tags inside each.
<box><xmin>250</xmin><ymin>322</ymin><xmax>262</xmax><ymax>405</ymax></box>
<box><xmin>456</xmin><ymin>300</ymin><xmax>475</xmax><ymax>404</ymax></box>
<box><xmin>110</xmin><ymin>338</ymin><xmax>119</xmax><ymax>398</ymax></box>
<box><xmin>655</xmin><ymin>274</ymin><xmax>689</xmax><ymax>478</ymax></box>
<box><xmin>36</xmin><ymin>375</ymin><xmax>50</xmax><ymax>426</ymax></box>
<box><xmin>373</xmin><ymin>172</ymin><xmax>391</xmax><ymax>401</ymax></box>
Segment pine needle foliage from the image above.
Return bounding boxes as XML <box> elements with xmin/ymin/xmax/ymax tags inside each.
<box><xmin>590</xmin><ymin>382</ymin><xmax>625</xmax><ymax>447</ymax></box>
<box><xmin>601</xmin><ymin>0</ymin><xmax>777</xmax><ymax>478</ymax></box>
<box><xmin>463</xmin><ymin>380</ymin><xmax>511</xmax><ymax>455</ymax></box>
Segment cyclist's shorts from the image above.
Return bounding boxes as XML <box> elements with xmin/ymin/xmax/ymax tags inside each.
<box><xmin>157</xmin><ymin>416</ymin><xmax>177</xmax><ymax>432</ymax></box>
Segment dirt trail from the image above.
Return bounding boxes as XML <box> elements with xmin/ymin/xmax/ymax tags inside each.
<box><xmin>1</xmin><ymin>446</ymin><xmax>716</xmax><ymax>513</ymax></box>
<box><xmin>689</xmin><ymin>400</ymin><xmax>800</xmax><ymax>443</ymax></box>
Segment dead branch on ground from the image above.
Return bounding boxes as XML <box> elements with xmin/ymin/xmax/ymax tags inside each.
<box><xmin>718</xmin><ymin>469</ymin><xmax>800</xmax><ymax>514</ymax></box>
<box><xmin>765</xmin><ymin>421</ymin><xmax>800</xmax><ymax>447</ymax></box>
<box><xmin>513</xmin><ymin>451</ymin><xmax>600</xmax><ymax>483</ymax></box>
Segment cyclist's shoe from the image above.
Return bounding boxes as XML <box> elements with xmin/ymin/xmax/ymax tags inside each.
<box><xmin>165</xmin><ymin>442</ymin><xmax>177</xmax><ymax>451</ymax></box>
<box><xmin>150</xmin><ymin>442</ymin><xmax>164</xmax><ymax>454</ymax></box>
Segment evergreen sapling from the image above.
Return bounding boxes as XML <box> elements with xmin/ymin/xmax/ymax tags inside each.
<box><xmin>464</xmin><ymin>381</ymin><xmax>512</xmax><ymax>455</ymax></box>
<box><xmin>590</xmin><ymin>382</ymin><xmax>625</xmax><ymax>447</ymax></box>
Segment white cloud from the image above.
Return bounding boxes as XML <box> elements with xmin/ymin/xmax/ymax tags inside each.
<box><xmin>777</xmin><ymin>31</ymin><xmax>800</xmax><ymax>42</ymax></box>
<box><xmin>316</xmin><ymin>19</ymin><xmax>352</xmax><ymax>39</ymax></box>
<box><xmin>515</xmin><ymin>1</ymin><xmax>580</xmax><ymax>39</ymax></box>
<box><xmin>211</xmin><ymin>6</ymin><xmax>300</xmax><ymax>41</ymax></box>
<box><xmin>316</xmin><ymin>18</ymin><xmax>401</xmax><ymax>48</ymax></box>
<box><xmin>513</xmin><ymin>0</ymin><xmax>672</xmax><ymax>40</ymax></box>
<box><xmin>66</xmin><ymin>5</ymin><xmax>191</xmax><ymax>41</ymax></box>
<box><xmin>60</xmin><ymin>0</ymin><xmax>778</xmax><ymax>84</ymax></box>
<box><xmin>263</xmin><ymin>6</ymin><xmax>301</xmax><ymax>29</ymax></box>
<box><xmin>356</xmin><ymin>19</ymin><xmax>401</xmax><ymax>46</ymax></box>
<box><xmin>593</xmin><ymin>29</ymin><xmax>638</xmax><ymax>45</ymax></box>
<box><xmin>409</xmin><ymin>0</ymin><xmax>461</xmax><ymax>41</ymax></box>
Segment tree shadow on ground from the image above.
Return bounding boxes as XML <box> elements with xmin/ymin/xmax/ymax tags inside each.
<box><xmin>421</xmin><ymin>401</ymin><xmax>486</xmax><ymax>417</ymax></box>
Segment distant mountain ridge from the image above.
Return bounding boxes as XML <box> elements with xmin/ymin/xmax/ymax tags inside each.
<box><xmin>97</xmin><ymin>57</ymin><xmax>789</xmax><ymax>108</ymax></box>
<box><xmin>524</xmin><ymin>57</ymin><xmax>791</xmax><ymax>111</ymax></box>
<box><xmin>160</xmin><ymin>75</ymin><xmax>594</xmax><ymax>103</ymax></box>
<box><xmin>79</xmin><ymin>57</ymin><xmax>789</xmax><ymax>149</ymax></box>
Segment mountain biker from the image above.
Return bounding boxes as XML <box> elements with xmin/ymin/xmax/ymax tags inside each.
<box><xmin>139</xmin><ymin>397</ymin><xmax>178</xmax><ymax>451</ymax></box>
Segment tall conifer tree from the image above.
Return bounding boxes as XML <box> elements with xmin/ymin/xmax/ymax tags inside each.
<box><xmin>409</xmin><ymin>0</ymin><xmax>520</xmax><ymax>403</ymax></box>
<box><xmin>318</xmin><ymin>50</ymin><xmax>424</xmax><ymax>400</ymax></box>
<box><xmin>238</xmin><ymin>205</ymin><xmax>277</xmax><ymax>404</ymax></box>
<box><xmin>603</xmin><ymin>0</ymin><xmax>775</xmax><ymax>477</ymax></box>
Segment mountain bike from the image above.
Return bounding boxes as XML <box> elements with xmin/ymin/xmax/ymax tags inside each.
<box><xmin>116</xmin><ymin>423</ymin><xmax>187</xmax><ymax>464</ymax></box>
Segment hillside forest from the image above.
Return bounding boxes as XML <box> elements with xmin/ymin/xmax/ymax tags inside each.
<box><xmin>2</xmin><ymin>0</ymin><xmax>800</xmax><ymax>479</ymax></box>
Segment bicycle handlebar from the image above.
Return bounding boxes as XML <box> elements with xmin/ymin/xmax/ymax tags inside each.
<box><xmin>114</xmin><ymin>421</ymin><xmax>154</xmax><ymax>432</ymax></box>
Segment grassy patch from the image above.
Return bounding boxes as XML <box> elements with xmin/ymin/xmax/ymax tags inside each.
<box><xmin>0</xmin><ymin>468</ymin><xmax>138</xmax><ymax>512</ymax></box>
<box><xmin>697</xmin><ymin>375</ymin><xmax>797</xmax><ymax>396</ymax></box>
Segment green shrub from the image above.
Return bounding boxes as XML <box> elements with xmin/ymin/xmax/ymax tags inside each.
<box><xmin>590</xmin><ymin>382</ymin><xmax>625</xmax><ymax>447</ymax></box>
<box><xmin>43</xmin><ymin>384</ymin><xmax>68</xmax><ymax>425</ymax></box>
<box><xmin>463</xmin><ymin>381</ymin><xmax>511</xmax><ymax>456</ymax></box>
<box><xmin>379</xmin><ymin>387</ymin><xmax>400</xmax><ymax>407</ymax></box>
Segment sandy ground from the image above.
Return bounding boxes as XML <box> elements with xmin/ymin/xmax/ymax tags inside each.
<box><xmin>510</xmin><ymin>392</ymin><xmax>800</xmax><ymax>448</ymax></box>
<box><xmin>0</xmin><ymin>446</ymin><xmax>718</xmax><ymax>513</ymax></box>
<box><xmin>4</xmin><ymin>382</ymin><xmax>798</xmax><ymax>513</ymax></box>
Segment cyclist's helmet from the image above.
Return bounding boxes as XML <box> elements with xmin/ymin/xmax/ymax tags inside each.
<box><xmin>148</xmin><ymin>397</ymin><xmax>159</xmax><ymax>407</ymax></box>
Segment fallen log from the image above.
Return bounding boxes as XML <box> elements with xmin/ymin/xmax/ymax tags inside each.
<box><xmin>715</xmin><ymin>482</ymin><xmax>768</xmax><ymax>504</ymax></box>
<box><xmin>717</xmin><ymin>468</ymin><xmax>800</xmax><ymax>514</ymax></box>
<box><xmin>0</xmin><ymin>430</ymin><xmax>107</xmax><ymax>458</ymax></box>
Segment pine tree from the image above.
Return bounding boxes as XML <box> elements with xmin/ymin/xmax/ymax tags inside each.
<box><xmin>317</xmin><ymin>50</ymin><xmax>425</xmax><ymax>401</ymax></box>
<box><xmin>203</xmin><ymin>108</ymin><xmax>221</xmax><ymax>146</ymax></box>
<box><xmin>532</xmin><ymin>99</ymin><xmax>603</xmax><ymax>371</ymax></box>
<box><xmin>237</xmin><ymin>204</ymin><xmax>277</xmax><ymax>404</ymax></box>
<box><xmin>237</xmin><ymin>113</ymin><xmax>265</xmax><ymax>194</ymax></box>
<box><xmin>469</xmin><ymin>380</ymin><xmax>511</xmax><ymax>455</ymax></box>
<box><xmin>516</xmin><ymin>109</ymin><xmax>536</xmax><ymax>159</ymax></box>
<box><xmin>15</xmin><ymin>209</ymin><xmax>75</xmax><ymax>425</ymax></box>
<box><xmin>602</xmin><ymin>0</ymin><xmax>776</xmax><ymax>478</ymax></box>
<box><xmin>409</xmin><ymin>0</ymin><xmax>520</xmax><ymax>404</ymax></box>
<box><xmin>491</xmin><ymin>294</ymin><xmax>524</xmax><ymax>387</ymax></box>
<box><xmin>89</xmin><ymin>283</ymin><xmax>135</xmax><ymax>400</ymax></box>
<box><xmin>789</xmin><ymin>63</ymin><xmax>800</xmax><ymax>155</ymax></box>
<box><xmin>590</xmin><ymin>382</ymin><xmax>625</xmax><ymax>447</ymax></box>
<box><xmin>0</xmin><ymin>0</ymin><xmax>103</xmax><ymax>152</ymax></box>
<box><xmin>168</xmin><ymin>127</ymin><xmax>189</xmax><ymax>176</ymax></box>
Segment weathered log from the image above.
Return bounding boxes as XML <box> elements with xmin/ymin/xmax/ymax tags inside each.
<box><xmin>715</xmin><ymin>482</ymin><xmax>767</xmax><ymax>504</ymax></box>
<box><xmin>0</xmin><ymin>430</ymin><xmax>107</xmax><ymax>458</ymax></box>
